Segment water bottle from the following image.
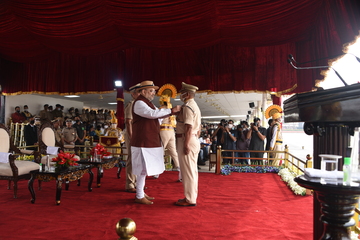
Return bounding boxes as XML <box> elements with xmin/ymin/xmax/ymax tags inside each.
<box><xmin>343</xmin><ymin>157</ymin><xmax>352</xmax><ymax>186</ymax></box>
<box><xmin>46</xmin><ymin>155</ymin><xmax>50</xmax><ymax>171</ymax></box>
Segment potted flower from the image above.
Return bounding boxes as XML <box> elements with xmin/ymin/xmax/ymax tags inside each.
<box><xmin>90</xmin><ymin>144</ymin><xmax>111</xmax><ymax>161</ymax></box>
<box><xmin>52</xmin><ymin>151</ymin><xmax>79</xmax><ymax>170</ymax></box>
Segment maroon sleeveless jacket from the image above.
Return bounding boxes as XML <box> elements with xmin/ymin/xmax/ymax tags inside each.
<box><xmin>130</xmin><ymin>95</ymin><xmax>162</xmax><ymax>148</ymax></box>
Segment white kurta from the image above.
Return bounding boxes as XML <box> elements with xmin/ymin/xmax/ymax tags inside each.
<box><xmin>131</xmin><ymin>146</ymin><xmax>165</xmax><ymax>176</ymax></box>
<box><xmin>131</xmin><ymin>100</ymin><xmax>171</xmax><ymax>176</ymax></box>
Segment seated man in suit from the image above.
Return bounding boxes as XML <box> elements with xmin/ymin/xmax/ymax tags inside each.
<box><xmin>23</xmin><ymin>117</ymin><xmax>38</xmax><ymax>150</ymax></box>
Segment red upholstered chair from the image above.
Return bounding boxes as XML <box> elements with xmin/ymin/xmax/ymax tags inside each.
<box><xmin>0</xmin><ymin>124</ymin><xmax>40</xmax><ymax>198</ymax></box>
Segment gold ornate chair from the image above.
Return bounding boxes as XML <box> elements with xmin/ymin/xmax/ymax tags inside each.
<box><xmin>0</xmin><ymin>124</ymin><xmax>40</xmax><ymax>198</ymax></box>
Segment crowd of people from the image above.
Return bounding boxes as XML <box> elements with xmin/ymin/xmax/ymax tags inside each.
<box><xmin>197</xmin><ymin>115</ymin><xmax>283</xmax><ymax>166</ymax></box>
<box><xmin>11</xmin><ymin>104</ymin><xmax>123</xmax><ymax>152</ymax></box>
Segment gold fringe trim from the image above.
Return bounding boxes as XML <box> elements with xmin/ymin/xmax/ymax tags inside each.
<box><xmin>116</xmin><ymin>98</ymin><xmax>124</xmax><ymax>102</ymax></box>
<box><xmin>191</xmin><ymin>84</ymin><xmax>298</xmax><ymax>97</ymax></box>
<box><xmin>2</xmin><ymin>90</ymin><xmax>116</xmax><ymax>96</ymax></box>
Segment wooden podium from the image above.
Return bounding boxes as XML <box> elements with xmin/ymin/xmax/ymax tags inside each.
<box><xmin>284</xmin><ymin>83</ymin><xmax>360</xmax><ymax>239</ymax></box>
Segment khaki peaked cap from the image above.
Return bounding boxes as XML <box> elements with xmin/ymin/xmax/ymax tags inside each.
<box><xmin>180</xmin><ymin>82</ymin><xmax>198</xmax><ymax>93</ymax></box>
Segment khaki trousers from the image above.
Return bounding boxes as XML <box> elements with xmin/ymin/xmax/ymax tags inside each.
<box><xmin>125</xmin><ymin>132</ymin><xmax>136</xmax><ymax>189</ymax></box>
<box><xmin>176</xmin><ymin>136</ymin><xmax>199</xmax><ymax>204</ymax></box>
<box><xmin>160</xmin><ymin>130</ymin><xmax>179</xmax><ymax>168</ymax></box>
<box><xmin>272</xmin><ymin>144</ymin><xmax>283</xmax><ymax>166</ymax></box>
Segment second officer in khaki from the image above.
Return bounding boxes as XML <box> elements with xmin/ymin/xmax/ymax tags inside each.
<box><xmin>175</xmin><ymin>82</ymin><xmax>201</xmax><ymax>207</ymax></box>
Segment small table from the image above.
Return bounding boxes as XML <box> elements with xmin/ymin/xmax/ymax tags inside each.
<box><xmin>28</xmin><ymin>164</ymin><xmax>93</xmax><ymax>205</ymax></box>
<box><xmin>295</xmin><ymin>175</ymin><xmax>360</xmax><ymax>240</ymax></box>
<box><xmin>78</xmin><ymin>157</ymin><xmax>121</xmax><ymax>187</ymax></box>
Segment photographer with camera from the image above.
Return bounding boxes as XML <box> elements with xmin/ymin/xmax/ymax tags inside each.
<box><xmin>221</xmin><ymin>120</ymin><xmax>238</xmax><ymax>164</ymax></box>
<box><xmin>246</xmin><ymin>117</ymin><xmax>267</xmax><ymax>165</ymax></box>
<box><xmin>210</xmin><ymin>119</ymin><xmax>227</xmax><ymax>153</ymax></box>
<box><xmin>236</xmin><ymin>121</ymin><xmax>250</xmax><ymax>164</ymax></box>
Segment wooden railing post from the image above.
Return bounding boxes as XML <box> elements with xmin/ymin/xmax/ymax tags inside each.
<box><xmin>306</xmin><ymin>154</ymin><xmax>313</xmax><ymax>168</ymax></box>
<box><xmin>215</xmin><ymin>145</ymin><xmax>221</xmax><ymax>174</ymax></box>
<box><xmin>284</xmin><ymin>145</ymin><xmax>289</xmax><ymax>168</ymax></box>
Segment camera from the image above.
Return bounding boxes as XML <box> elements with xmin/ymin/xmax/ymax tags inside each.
<box><xmin>220</xmin><ymin>119</ymin><xmax>227</xmax><ymax>127</ymax></box>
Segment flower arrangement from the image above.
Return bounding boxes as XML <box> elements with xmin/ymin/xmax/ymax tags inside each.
<box><xmin>90</xmin><ymin>144</ymin><xmax>111</xmax><ymax>159</ymax></box>
<box><xmin>52</xmin><ymin>151</ymin><xmax>79</xmax><ymax>168</ymax></box>
<box><xmin>220</xmin><ymin>165</ymin><xmax>280</xmax><ymax>175</ymax></box>
<box><xmin>278</xmin><ymin>168</ymin><xmax>307</xmax><ymax>196</ymax></box>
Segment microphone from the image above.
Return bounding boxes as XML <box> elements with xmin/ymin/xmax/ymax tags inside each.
<box><xmin>287</xmin><ymin>53</ymin><xmax>348</xmax><ymax>86</ymax></box>
<box><xmin>288</xmin><ymin>54</ymin><xmax>297</xmax><ymax>63</ymax></box>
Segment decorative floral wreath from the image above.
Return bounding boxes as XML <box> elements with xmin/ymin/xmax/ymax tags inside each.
<box><xmin>156</xmin><ymin>83</ymin><xmax>177</xmax><ymax>98</ymax></box>
<box><xmin>265</xmin><ymin>104</ymin><xmax>283</xmax><ymax>119</ymax></box>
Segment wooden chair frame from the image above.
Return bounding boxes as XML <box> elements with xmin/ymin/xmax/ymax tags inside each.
<box><xmin>0</xmin><ymin>124</ymin><xmax>40</xmax><ymax>198</ymax></box>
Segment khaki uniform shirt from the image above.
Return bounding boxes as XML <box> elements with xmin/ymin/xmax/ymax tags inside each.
<box><xmin>55</xmin><ymin>128</ymin><xmax>63</xmax><ymax>144</ymax></box>
<box><xmin>176</xmin><ymin>98</ymin><xmax>201</xmax><ymax>135</ymax></box>
<box><xmin>62</xmin><ymin>127</ymin><xmax>77</xmax><ymax>143</ymax></box>
<box><xmin>124</xmin><ymin>100</ymin><xmax>134</xmax><ymax>120</ymax></box>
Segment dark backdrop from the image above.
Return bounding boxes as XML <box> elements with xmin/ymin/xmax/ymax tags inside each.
<box><xmin>0</xmin><ymin>0</ymin><xmax>359</xmax><ymax>95</ymax></box>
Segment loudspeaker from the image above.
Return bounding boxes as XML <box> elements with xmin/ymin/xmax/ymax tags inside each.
<box><xmin>249</xmin><ymin>102</ymin><xmax>255</xmax><ymax>108</ymax></box>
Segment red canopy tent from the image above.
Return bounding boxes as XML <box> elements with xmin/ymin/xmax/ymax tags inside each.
<box><xmin>0</xmin><ymin>0</ymin><xmax>359</xmax><ymax>95</ymax></box>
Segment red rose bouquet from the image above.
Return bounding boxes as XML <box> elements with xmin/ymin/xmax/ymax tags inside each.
<box><xmin>52</xmin><ymin>151</ymin><xmax>79</xmax><ymax>167</ymax></box>
<box><xmin>90</xmin><ymin>144</ymin><xmax>111</xmax><ymax>159</ymax></box>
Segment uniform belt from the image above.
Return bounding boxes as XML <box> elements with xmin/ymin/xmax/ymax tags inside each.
<box><xmin>160</xmin><ymin>126</ymin><xmax>174</xmax><ymax>130</ymax></box>
<box><xmin>175</xmin><ymin>133</ymin><xmax>197</xmax><ymax>138</ymax></box>
<box><xmin>276</xmin><ymin>140</ymin><xmax>283</xmax><ymax>143</ymax></box>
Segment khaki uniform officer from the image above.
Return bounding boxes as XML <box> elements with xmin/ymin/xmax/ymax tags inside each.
<box><xmin>175</xmin><ymin>82</ymin><xmax>201</xmax><ymax>207</ymax></box>
<box><xmin>62</xmin><ymin>119</ymin><xmax>77</xmax><ymax>146</ymax></box>
<box><xmin>160</xmin><ymin>115</ymin><xmax>180</xmax><ymax>171</ymax></box>
<box><xmin>124</xmin><ymin>83</ymin><xmax>141</xmax><ymax>193</ymax></box>
<box><xmin>52</xmin><ymin>118</ymin><xmax>63</xmax><ymax>147</ymax></box>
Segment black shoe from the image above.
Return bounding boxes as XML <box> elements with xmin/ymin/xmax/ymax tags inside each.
<box><xmin>198</xmin><ymin>161</ymin><xmax>206</xmax><ymax>166</ymax></box>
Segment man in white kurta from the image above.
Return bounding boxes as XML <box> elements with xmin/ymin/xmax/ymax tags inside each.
<box><xmin>131</xmin><ymin>80</ymin><xmax>181</xmax><ymax>205</ymax></box>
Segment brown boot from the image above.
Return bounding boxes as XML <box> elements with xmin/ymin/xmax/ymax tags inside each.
<box><xmin>135</xmin><ymin>197</ymin><xmax>153</xmax><ymax>205</ymax></box>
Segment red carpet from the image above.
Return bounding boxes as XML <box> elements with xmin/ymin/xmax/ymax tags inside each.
<box><xmin>0</xmin><ymin>168</ymin><xmax>312</xmax><ymax>239</ymax></box>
